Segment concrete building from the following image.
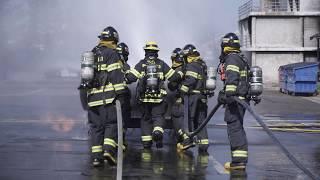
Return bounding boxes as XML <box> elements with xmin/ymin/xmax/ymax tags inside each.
<box><xmin>238</xmin><ymin>0</ymin><xmax>320</xmax><ymax>85</ymax></box>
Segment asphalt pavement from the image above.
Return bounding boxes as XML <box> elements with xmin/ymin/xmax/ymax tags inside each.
<box><xmin>0</xmin><ymin>80</ymin><xmax>319</xmax><ymax>180</ymax></box>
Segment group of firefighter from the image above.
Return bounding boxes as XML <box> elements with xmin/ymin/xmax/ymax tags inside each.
<box><xmin>79</xmin><ymin>26</ymin><xmax>252</xmax><ymax>171</ymax></box>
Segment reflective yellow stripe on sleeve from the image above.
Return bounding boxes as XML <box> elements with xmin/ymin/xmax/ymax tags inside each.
<box><xmin>165</xmin><ymin>69</ymin><xmax>175</xmax><ymax>79</ymax></box>
<box><xmin>107</xmin><ymin>62</ymin><xmax>122</xmax><ymax>72</ymax></box>
<box><xmin>226</xmin><ymin>65</ymin><xmax>240</xmax><ymax>73</ymax></box>
<box><xmin>130</xmin><ymin>68</ymin><xmax>142</xmax><ymax>78</ymax></box>
<box><xmin>232</xmin><ymin>150</ymin><xmax>248</xmax><ymax>157</ymax></box>
<box><xmin>185</xmin><ymin>71</ymin><xmax>202</xmax><ymax>79</ymax></box>
<box><xmin>225</xmin><ymin>85</ymin><xmax>237</xmax><ymax>92</ymax></box>
<box><xmin>114</xmin><ymin>83</ymin><xmax>127</xmax><ymax>91</ymax></box>
<box><xmin>180</xmin><ymin>85</ymin><xmax>189</xmax><ymax>93</ymax></box>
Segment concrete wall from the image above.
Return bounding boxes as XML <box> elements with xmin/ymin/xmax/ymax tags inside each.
<box><xmin>254</xmin><ymin>52</ymin><xmax>302</xmax><ymax>84</ymax></box>
<box><xmin>300</xmin><ymin>0</ymin><xmax>320</xmax><ymax>12</ymax></box>
<box><xmin>304</xmin><ymin>17</ymin><xmax>320</xmax><ymax>47</ymax></box>
<box><xmin>255</xmin><ymin>17</ymin><xmax>302</xmax><ymax>48</ymax></box>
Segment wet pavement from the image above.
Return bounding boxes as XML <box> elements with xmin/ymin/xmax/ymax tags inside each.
<box><xmin>0</xmin><ymin>80</ymin><xmax>319</xmax><ymax>180</ymax></box>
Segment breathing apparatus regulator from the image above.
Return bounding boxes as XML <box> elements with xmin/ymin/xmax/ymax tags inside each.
<box><xmin>79</xmin><ymin>51</ymin><xmax>95</xmax><ymax>89</ymax></box>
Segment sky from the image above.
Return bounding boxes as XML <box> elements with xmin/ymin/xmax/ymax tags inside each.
<box><xmin>0</xmin><ymin>0</ymin><xmax>244</xmax><ymax>81</ymax></box>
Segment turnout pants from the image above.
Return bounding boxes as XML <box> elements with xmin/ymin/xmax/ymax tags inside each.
<box><xmin>189</xmin><ymin>94</ymin><xmax>209</xmax><ymax>151</ymax></box>
<box><xmin>224</xmin><ymin>101</ymin><xmax>248</xmax><ymax>164</ymax></box>
<box><xmin>140</xmin><ymin>101</ymin><xmax>167</xmax><ymax>146</ymax></box>
<box><xmin>171</xmin><ymin>97</ymin><xmax>187</xmax><ymax>142</ymax></box>
<box><xmin>89</xmin><ymin>104</ymin><xmax>118</xmax><ymax>160</ymax></box>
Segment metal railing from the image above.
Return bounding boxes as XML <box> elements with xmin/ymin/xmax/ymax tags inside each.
<box><xmin>239</xmin><ymin>0</ymin><xmax>300</xmax><ymax>18</ymax></box>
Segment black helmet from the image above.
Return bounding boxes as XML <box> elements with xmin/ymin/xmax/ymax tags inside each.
<box><xmin>221</xmin><ymin>32</ymin><xmax>240</xmax><ymax>49</ymax></box>
<box><xmin>98</xmin><ymin>26</ymin><xmax>119</xmax><ymax>43</ymax></box>
<box><xmin>182</xmin><ymin>44</ymin><xmax>200</xmax><ymax>57</ymax></box>
<box><xmin>171</xmin><ymin>48</ymin><xmax>182</xmax><ymax>60</ymax></box>
<box><xmin>116</xmin><ymin>42</ymin><xmax>129</xmax><ymax>56</ymax></box>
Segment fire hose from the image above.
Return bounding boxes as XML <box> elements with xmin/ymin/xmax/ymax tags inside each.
<box><xmin>189</xmin><ymin>97</ymin><xmax>318</xmax><ymax>180</ymax></box>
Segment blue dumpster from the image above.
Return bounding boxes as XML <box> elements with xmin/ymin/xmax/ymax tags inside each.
<box><xmin>284</xmin><ymin>62</ymin><xmax>319</xmax><ymax>95</ymax></box>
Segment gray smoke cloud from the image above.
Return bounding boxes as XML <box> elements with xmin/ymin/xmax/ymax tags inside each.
<box><xmin>0</xmin><ymin>0</ymin><xmax>243</xmax><ymax>81</ymax></box>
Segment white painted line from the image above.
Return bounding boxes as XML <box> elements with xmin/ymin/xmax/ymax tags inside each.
<box><xmin>0</xmin><ymin>89</ymin><xmax>45</xmax><ymax>97</ymax></box>
<box><xmin>301</xmin><ymin>96</ymin><xmax>320</xmax><ymax>104</ymax></box>
<box><xmin>208</xmin><ymin>155</ymin><xmax>228</xmax><ymax>175</ymax></box>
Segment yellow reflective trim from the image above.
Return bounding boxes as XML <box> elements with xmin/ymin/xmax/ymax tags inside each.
<box><xmin>165</xmin><ymin>69</ymin><xmax>175</xmax><ymax>79</ymax></box>
<box><xmin>97</xmin><ymin>64</ymin><xmax>108</xmax><ymax>71</ymax></box>
<box><xmin>226</xmin><ymin>65</ymin><xmax>240</xmax><ymax>73</ymax></box>
<box><xmin>198</xmin><ymin>139</ymin><xmax>209</xmax><ymax>145</ymax></box>
<box><xmin>239</xmin><ymin>96</ymin><xmax>245</xmax><ymax>100</ymax></box>
<box><xmin>225</xmin><ymin>85</ymin><xmax>237</xmax><ymax>92</ymax></box>
<box><xmin>141</xmin><ymin>136</ymin><xmax>152</xmax><ymax>141</ymax></box>
<box><xmin>158</xmin><ymin>72</ymin><xmax>164</xmax><ymax>80</ymax></box>
<box><xmin>88</xmin><ymin>84</ymin><xmax>115</xmax><ymax>94</ymax></box>
<box><xmin>153</xmin><ymin>126</ymin><xmax>164</xmax><ymax>133</ymax></box>
<box><xmin>88</xmin><ymin>100</ymin><xmax>104</xmax><ymax>107</ymax></box>
<box><xmin>240</xmin><ymin>70</ymin><xmax>247</xmax><ymax>77</ymax></box>
<box><xmin>140</xmin><ymin>98</ymin><xmax>163</xmax><ymax>103</ymax></box>
<box><xmin>177</xmin><ymin>71</ymin><xmax>184</xmax><ymax>78</ymax></box>
<box><xmin>114</xmin><ymin>83</ymin><xmax>126</xmax><ymax>91</ymax></box>
<box><xmin>130</xmin><ymin>68</ymin><xmax>142</xmax><ymax>78</ymax></box>
<box><xmin>192</xmin><ymin>90</ymin><xmax>201</xmax><ymax>94</ymax></box>
<box><xmin>185</xmin><ymin>71</ymin><xmax>202</xmax><ymax>79</ymax></box>
<box><xmin>104</xmin><ymin>138</ymin><xmax>117</xmax><ymax>147</ymax></box>
<box><xmin>176</xmin><ymin>97</ymin><xmax>182</xmax><ymax>103</ymax></box>
<box><xmin>91</xmin><ymin>146</ymin><xmax>103</xmax><ymax>153</ymax></box>
<box><xmin>142</xmin><ymin>152</ymin><xmax>151</xmax><ymax>161</ymax></box>
<box><xmin>107</xmin><ymin>62</ymin><xmax>122</xmax><ymax>72</ymax></box>
<box><xmin>88</xmin><ymin>97</ymin><xmax>115</xmax><ymax>107</ymax></box>
<box><xmin>232</xmin><ymin>150</ymin><xmax>248</xmax><ymax>157</ymax></box>
<box><xmin>180</xmin><ymin>85</ymin><xmax>189</xmax><ymax>93</ymax></box>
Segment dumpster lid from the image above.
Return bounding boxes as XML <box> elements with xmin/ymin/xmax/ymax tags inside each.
<box><xmin>282</xmin><ymin>62</ymin><xmax>319</xmax><ymax>71</ymax></box>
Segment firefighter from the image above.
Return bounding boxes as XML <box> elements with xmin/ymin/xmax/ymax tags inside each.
<box><xmin>116</xmin><ymin>42</ymin><xmax>131</xmax><ymax>143</ymax></box>
<box><xmin>179</xmin><ymin>44</ymin><xmax>210</xmax><ymax>153</ymax></box>
<box><xmin>126</xmin><ymin>41</ymin><xmax>182</xmax><ymax>149</ymax></box>
<box><xmin>168</xmin><ymin>48</ymin><xmax>194</xmax><ymax>150</ymax></box>
<box><xmin>218</xmin><ymin>32</ymin><xmax>249</xmax><ymax>170</ymax></box>
<box><xmin>86</xmin><ymin>26</ymin><xmax>125</xmax><ymax>167</ymax></box>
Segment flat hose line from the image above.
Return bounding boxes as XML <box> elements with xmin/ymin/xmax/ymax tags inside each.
<box><xmin>116</xmin><ymin>100</ymin><xmax>123</xmax><ymax>180</ymax></box>
<box><xmin>189</xmin><ymin>97</ymin><xmax>319</xmax><ymax>180</ymax></box>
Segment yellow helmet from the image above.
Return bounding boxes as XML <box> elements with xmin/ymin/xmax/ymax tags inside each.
<box><xmin>144</xmin><ymin>41</ymin><xmax>160</xmax><ymax>51</ymax></box>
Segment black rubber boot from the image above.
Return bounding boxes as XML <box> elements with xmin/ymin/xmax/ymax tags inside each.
<box><xmin>92</xmin><ymin>158</ymin><xmax>104</xmax><ymax>167</ymax></box>
<box><xmin>178</xmin><ymin>137</ymin><xmax>195</xmax><ymax>151</ymax></box>
<box><xmin>152</xmin><ymin>130</ymin><xmax>163</xmax><ymax>148</ymax></box>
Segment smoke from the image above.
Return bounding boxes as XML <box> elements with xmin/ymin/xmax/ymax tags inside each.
<box><xmin>0</xmin><ymin>0</ymin><xmax>243</xmax><ymax>81</ymax></box>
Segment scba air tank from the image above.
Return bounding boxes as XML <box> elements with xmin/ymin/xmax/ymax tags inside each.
<box><xmin>250</xmin><ymin>66</ymin><xmax>263</xmax><ymax>96</ymax></box>
<box><xmin>206</xmin><ymin>66</ymin><xmax>216</xmax><ymax>91</ymax></box>
<box><xmin>146</xmin><ymin>64</ymin><xmax>159</xmax><ymax>93</ymax></box>
<box><xmin>81</xmin><ymin>51</ymin><xmax>95</xmax><ymax>82</ymax></box>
